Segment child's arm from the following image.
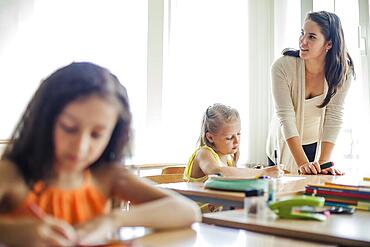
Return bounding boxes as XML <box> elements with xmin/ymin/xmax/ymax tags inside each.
<box><xmin>0</xmin><ymin>211</ymin><xmax>77</xmax><ymax>246</ymax></box>
<box><xmin>197</xmin><ymin>148</ymin><xmax>282</xmax><ymax>178</ymax></box>
<box><xmin>0</xmin><ymin>160</ymin><xmax>77</xmax><ymax>246</ymax></box>
<box><xmin>196</xmin><ymin>148</ymin><xmax>226</xmax><ymax>175</ymax></box>
<box><xmin>218</xmin><ymin>165</ymin><xmax>282</xmax><ymax>178</ymax></box>
<box><xmin>76</xmin><ymin>195</ymin><xmax>200</xmax><ymax>245</ymax></box>
<box><xmin>76</xmin><ymin>165</ymin><xmax>201</xmax><ymax>245</ymax></box>
<box><xmin>109</xmin><ymin>166</ymin><xmax>200</xmax><ymax>220</ymax></box>
<box><xmin>77</xmin><ymin>166</ymin><xmax>200</xmax><ymax>243</ymax></box>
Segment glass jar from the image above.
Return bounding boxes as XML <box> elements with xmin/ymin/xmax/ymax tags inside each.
<box><xmin>268</xmin><ymin>178</ymin><xmax>277</xmax><ymax>203</ymax></box>
<box><xmin>244</xmin><ymin>189</ymin><xmax>265</xmax><ymax>217</ymax></box>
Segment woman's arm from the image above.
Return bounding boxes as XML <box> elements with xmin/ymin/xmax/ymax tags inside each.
<box><xmin>286</xmin><ymin>136</ymin><xmax>308</xmax><ymax>166</ymax></box>
<box><xmin>286</xmin><ymin>136</ymin><xmax>320</xmax><ymax>174</ymax></box>
<box><xmin>270</xmin><ymin>58</ymin><xmax>300</xmax><ymax>141</ymax></box>
<box><xmin>322</xmin><ymin>74</ymin><xmax>352</xmax><ymax>144</ymax></box>
<box><xmin>271</xmin><ymin>58</ymin><xmax>310</xmax><ymax>172</ymax></box>
<box><xmin>318</xmin><ymin>141</ymin><xmax>334</xmax><ymax>162</ymax></box>
<box><xmin>271</xmin><ymin>57</ymin><xmax>322</xmax><ymax>175</ymax></box>
<box><xmin>319</xmin><ymin>141</ymin><xmax>343</xmax><ymax>175</ymax></box>
<box><xmin>319</xmin><ymin>73</ymin><xmax>352</xmax><ymax>176</ymax></box>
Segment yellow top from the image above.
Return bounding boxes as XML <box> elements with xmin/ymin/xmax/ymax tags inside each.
<box><xmin>184</xmin><ymin>145</ymin><xmax>233</xmax><ymax>182</ymax></box>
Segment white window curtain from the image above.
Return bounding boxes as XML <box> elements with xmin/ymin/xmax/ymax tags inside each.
<box><xmin>274</xmin><ymin>0</ymin><xmax>301</xmax><ymax>59</ymax></box>
<box><xmin>246</xmin><ymin>0</ymin><xmax>275</xmax><ymax>164</ymax></box>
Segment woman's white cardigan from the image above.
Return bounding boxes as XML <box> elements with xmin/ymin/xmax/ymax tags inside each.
<box><xmin>266</xmin><ymin>55</ymin><xmax>352</xmax><ymax>174</ymax></box>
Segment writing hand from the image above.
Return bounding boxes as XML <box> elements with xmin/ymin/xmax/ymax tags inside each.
<box><xmin>20</xmin><ymin>204</ymin><xmax>78</xmax><ymax>246</ymax></box>
<box><xmin>263</xmin><ymin>165</ymin><xmax>284</xmax><ymax>178</ymax></box>
<box><xmin>76</xmin><ymin>214</ymin><xmax>116</xmax><ymax>245</ymax></box>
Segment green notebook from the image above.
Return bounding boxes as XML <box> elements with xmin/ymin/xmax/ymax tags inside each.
<box><xmin>204</xmin><ymin>175</ymin><xmax>268</xmax><ymax>192</ymax></box>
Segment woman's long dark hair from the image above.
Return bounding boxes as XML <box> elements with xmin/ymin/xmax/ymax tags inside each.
<box><xmin>2</xmin><ymin>62</ymin><xmax>132</xmax><ymax>187</ymax></box>
<box><xmin>283</xmin><ymin>11</ymin><xmax>355</xmax><ymax>108</ymax></box>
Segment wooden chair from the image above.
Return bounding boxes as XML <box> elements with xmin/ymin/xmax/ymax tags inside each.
<box><xmin>125</xmin><ymin>163</ymin><xmax>185</xmax><ymax>176</ymax></box>
<box><xmin>144</xmin><ymin>174</ymin><xmax>184</xmax><ymax>184</ymax></box>
<box><xmin>161</xmin><ymin>165</ymin><xmax>186</xmax><ymax>175</ymax></box>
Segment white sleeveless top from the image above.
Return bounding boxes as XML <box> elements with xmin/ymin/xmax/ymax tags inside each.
<box><xmin>302</xmin><ymin>94</ymin><xmax>325</xmax><ymax>145</ymax></box>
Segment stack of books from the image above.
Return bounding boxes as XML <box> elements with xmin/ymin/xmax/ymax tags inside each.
<box><xmin>305</xmin><ymin>177</ymin><xmax>370</xmax><ymax>211</ymax></box>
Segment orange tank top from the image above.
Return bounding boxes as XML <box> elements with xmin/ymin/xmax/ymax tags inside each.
<box><xmin>6</xmin><ymin>171</ymin><xmax>109</xmax><ymax>225</ymax></box>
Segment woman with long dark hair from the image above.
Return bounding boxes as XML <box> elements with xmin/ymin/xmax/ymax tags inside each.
<box><xmin>266</xmin><ymin>11</ymin><xmax>354</xmax><ymax>175</ymax></box>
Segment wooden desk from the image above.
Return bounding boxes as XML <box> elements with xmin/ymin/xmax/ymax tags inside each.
<box><xmin>132</xmin><ymin>223</ymin><xmax>334</xmax><ymax>247</ymax></box>
<box><xmin>202</xmin><ymin>209</ymin><xmax>370</xmax><ymax>246</ymax></box>
<box><xmin>159</xmin><ymin>181</ymin><xmax>244</xmax><ymax>208</ymax></box>
<box><xmin>158</xmin><ymin>175</ymin><xmax>339</xmax><ymax>208</ymax></box>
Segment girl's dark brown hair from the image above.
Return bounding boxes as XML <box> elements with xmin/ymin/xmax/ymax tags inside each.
<box><xmin>2</xmin><ymin>62</ymin><xmax>132</xmax><ymax>187</ymax></box>
<box><xmin>283</xmin><ymin>11</ymin><xmax>355</xmax><ymax>107</ymax></box>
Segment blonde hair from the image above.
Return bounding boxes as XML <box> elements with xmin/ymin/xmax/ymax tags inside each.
<box><xmin>198</xmin><ymin>103</ymin><xmax>240</xmax><ymax>148</ymax></box>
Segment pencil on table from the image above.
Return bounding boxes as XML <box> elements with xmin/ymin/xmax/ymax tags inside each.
<box><xmin>274</xmin><ymin>149</ymin><xmax>278</xmax><ymax>166</ymax></box>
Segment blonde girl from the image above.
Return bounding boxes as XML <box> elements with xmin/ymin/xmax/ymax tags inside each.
<box><xmin>184</xmin><ymin>103</ymin><xmax>282</xmax><ymax>182</ymax></box>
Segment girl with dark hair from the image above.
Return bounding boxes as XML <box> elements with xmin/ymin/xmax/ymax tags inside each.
<box><xmin>266</xmin><ymin>11</ymin><xmax>355</xmax><ymax>175</ymax></box>
<box><xmin>0</xmin><ymin>62</ymin><xmax>199</xmax><ymax>246</ymax></box>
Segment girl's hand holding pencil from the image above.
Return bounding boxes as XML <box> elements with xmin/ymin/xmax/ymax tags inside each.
<box><xmin>75</xmin><ymin>211</ymin><xmax>132</xmax><ymax>246</ymax></box>
<box><xmin>262</xmin><ymin>165</ymin><xmax>284</xmax><ymax>178</ymax></box>
<box><xmin>28</xmin><ymin>203</ymin><xmax>78</xmax><ymax>246</ymax></box>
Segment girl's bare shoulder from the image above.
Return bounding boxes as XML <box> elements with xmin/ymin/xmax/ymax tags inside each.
<box><xmin>197</xmin><ymin>147</ymin><xmax>216</xmax><ymax>161</ymax></box>
<box><xmin>91</xmin><ymin>163</ymin><xmax>137</xmax><ymax>187</ymax></box>
<box><xmin>93</xmin><ymin>163</ymin><xmax>134</xmax><ymax>179</ymax></box>
<box><xmin>0</xmin><ymin>159</ymin><xmax>27</xmax><ymax>201</ymax></box>
<box><xmin>0</xmin><ymin>159</ymin><xmax>23</xmax><ymax>184</ymax></box>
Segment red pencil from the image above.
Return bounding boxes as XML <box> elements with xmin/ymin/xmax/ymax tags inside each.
<box><xmin>28</xmin><ymin>203</ymin><xmax>46</xmax><ymax>220</ymax></box>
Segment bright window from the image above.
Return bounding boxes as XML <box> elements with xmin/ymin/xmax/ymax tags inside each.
<box><xmin>313</xmin><ymin>0</ymin><xmax>370</xmax><ymax>173</ymax></box>
<box><xmin>0</xmin><ymin>0</ymin><xmax>148</xmax><ymax>146</ymax></box>
<box><xmin>159</xmin><ymin>0</ymin><xmax>249</xmax><ymax>163</ymax></box>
